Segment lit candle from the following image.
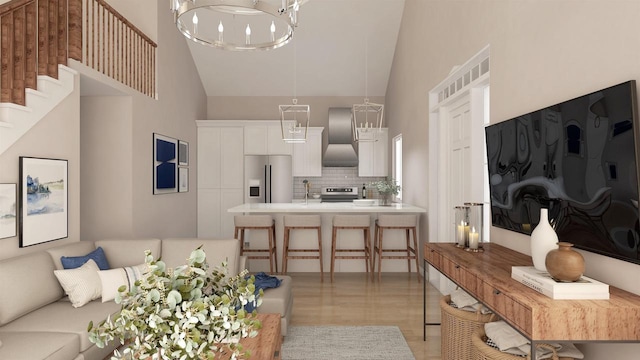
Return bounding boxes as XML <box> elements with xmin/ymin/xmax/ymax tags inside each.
<box><xmin>218</xmin><ymin>21</ymin><xmax>224</xmax><ymax>42</ymax></box>
<box><xmin>245</xmin><ymin>24</ymin><xmax>251</xmax><ymax>44</ymax></box>
<box><xmin>456</xmin><ymin>221</ymin><xmax>465</xmax><ymax>247</ymax></box>
<box><xmin>270</xmin><ymin>21</ymin><xmax>276</xmax><ymax>41</ymax></box>
<box><xmin>469</xmin><ymin>227</ymin><xmax>479</xmax><ymax>250</ymax></box>
<box><xmin>192</xmin><ymin>13</ymin><xmax>198</xmax><ymax>34</ymax></box>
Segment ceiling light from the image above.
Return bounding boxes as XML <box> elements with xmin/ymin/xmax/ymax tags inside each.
<box><xmin>171</xmin><ymin>0</ymin><xmax>306</xmax><ymax>51</ymax></box>
<box><xmin>279</xmin><ymin>39</ymin><xmax>310</xmax><ymax>143</ymax></box>
<box><xmin>352</xmin><ymin>39</ymin><xmax>384</xmax><ymax>142</ymax></box>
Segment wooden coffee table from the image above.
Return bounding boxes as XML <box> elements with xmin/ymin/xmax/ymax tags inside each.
<box><xmin>218</xmin><ymin>313</ymin><xmax>282</xmax><ymax>360</ymax></box>
<box><xmin>102</xmin><ymin>313</ymin><xmax>282</xmax><ymax>360</ymax></box>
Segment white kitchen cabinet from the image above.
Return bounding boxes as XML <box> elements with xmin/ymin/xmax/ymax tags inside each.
<box><xmin>358</xmin><ymin>128</ymin><xmax>388</xmax><ymax>177</ymax></box>
<box><xmin>244</xmin><ymin>123</ymin><xmax>293</xmax><ymax>155</ymax></box>
<box><xmin>197</xmin><ymin>188</ymin><xmax>242</xmax><ymax>238</ymax></box>
<box><xmin>292</xmin><ymin>127</ymin><xmax>324</xmax><ymax>177</ymax></box>
<box><xmin>198</xmin><ymin>127</ymin><xmax>243</xmax><ymax>189</ymax></box>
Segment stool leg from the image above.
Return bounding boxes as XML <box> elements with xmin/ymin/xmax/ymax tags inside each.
<box><xmin>282</xmin><ymin>227</ymin><xmax>290</xmax><ymax>274</ymax></box>
<box><xmin>413</xmin><ymin>227</ymin><xmax>420</xmax><ymax>281</ymax></box>
<box><xmin>331</xmin><ymin>226</ymin><xmax>337</xmax><ymax>282</ymax></box>
<box><xmin>267</xmin><ymin>226</ymin><xmax>274</xmax><ymax>274</ymax></box>
<box><xmin>377</xmin><ymin>227</ymin><xmax>383</xmax><ymax>281</ymax></box>
<box><xmin>372</xmin><ymin>224</ymin><xmax>378</xmax><ymax>282</ymax></box>
<box><xmin>406</xmin><ymin>228</ymin><xmax>411</xmax><ymax>273</ymax></box>
<box><xmin>271</xmin><ymin>224</ymin><xmax>278</xmax><ymax>274</ymax></box>
<box><xmin>318</xmin><ymin>227</ymin><xmax>324</xmax><ymax>282</ymax></box>
<box><xmin>364</xmin><ymin>228</ymin><xmax>371</xmax><ymax>281</ymax></box>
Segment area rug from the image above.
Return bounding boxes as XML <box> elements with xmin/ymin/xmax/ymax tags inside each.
<box><xmin>280</xmin><ymin>326</ymin><xmax>415</xmax><ymax>360</ymax></box>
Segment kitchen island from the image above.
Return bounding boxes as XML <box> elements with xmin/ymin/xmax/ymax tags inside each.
<box><xmin>228</xmin><ymin>202</ymin><xmax>426</xmax><ymax>274</ymax></box>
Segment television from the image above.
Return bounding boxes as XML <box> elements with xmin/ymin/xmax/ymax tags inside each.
<box><xmin>485</xmin><ymin>80</ymin><xmax>640</xmax><ymax>264</ymax></box>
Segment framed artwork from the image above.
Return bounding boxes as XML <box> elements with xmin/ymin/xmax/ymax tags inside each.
<box><xmin>19</xmin><ymin>157</ymin><xmax>68</xmax><ymax>247</ymax></box>
<box><xmin>153</xmin><ymin>133</ymin><xmax>178</xmax><ymax>194</ymax></box>
<box><xmin>179</xmin><ymin>167</ymin><xmax>189</xmax><ymax>193</ymax></box>
<box><xmin>0</xmin><ymin>183</ymin><xmax>17</xmax><ymax>239</ymax></box>
<box><xmin>178</xmin><ymin>140</ymin><xmax>189</xmax><ymax>166</ymax></box>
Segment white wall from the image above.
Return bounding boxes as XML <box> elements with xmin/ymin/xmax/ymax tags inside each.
<box><xmin>386</xmin><ymin>0</ymin><xmax>640</xmax><ymax>358</ymax></box>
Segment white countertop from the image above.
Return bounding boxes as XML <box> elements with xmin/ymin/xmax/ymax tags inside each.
<box><xmin>227</xmin><ymin>202</ymin><xmax>426</xmax><ymax>213</ymax></box>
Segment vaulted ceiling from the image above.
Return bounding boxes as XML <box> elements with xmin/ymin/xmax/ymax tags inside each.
<box><xmin>186</xmin><ymin>0</ymin><xmax>405</xmax><ymax>97</ymax></box>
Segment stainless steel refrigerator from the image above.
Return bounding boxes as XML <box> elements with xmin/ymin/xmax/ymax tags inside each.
<box><xmin>244</xmin><ymin>155</ymin><xmax>293</xmax><ymax>203</ymax></box>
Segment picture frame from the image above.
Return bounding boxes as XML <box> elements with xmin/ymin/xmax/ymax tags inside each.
<box><xmin>178</xmin><ymin>140</ymin><xmax>189</xmax><ymax>166</ymax></box>
<box><xmin>19</xmin><ymin>157</ymin><xmax>68</xmax><ymax>247</ymax></box>
<box><xmin>153</xmin><ymin>133</ymin><xmax>178</xmax><ymax>194</ymax></box>
<box><xmin>0</xmin><ymin>183</ymin><xmax>17</xmax><ymax>240</ymax></box>
<box><xmin>179</xmin><ymin>167</ymin><xmax>189</xmax><ymax>193</ymax></box>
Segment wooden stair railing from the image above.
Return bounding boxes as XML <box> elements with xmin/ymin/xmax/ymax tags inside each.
<box><xmin>0</xmin><ymin>0</ymin><xmax>156</xmax><ymax>107</ymax></box>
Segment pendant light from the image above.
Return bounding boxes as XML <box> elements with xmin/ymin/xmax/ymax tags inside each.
<box><xmin>279</xmin><ymin>39</ymin><xmax>310</xmax><ymax>143</ymax></box>
<box><xmin>352</xmin><ymin>38</ymin><xmax>384</xmax><ymax>142</ymax></box>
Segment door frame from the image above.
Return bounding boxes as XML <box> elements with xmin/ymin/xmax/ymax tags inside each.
<box><xmin>427</xmin><ymin>45</ymin><xmax>491</xmax><ymax>293</ymax></box>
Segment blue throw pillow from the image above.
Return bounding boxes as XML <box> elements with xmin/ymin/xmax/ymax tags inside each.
<box><xmin>61</xmin><ymin>247</ymin><xmax>110</xmax><ymax>270</ymax></box>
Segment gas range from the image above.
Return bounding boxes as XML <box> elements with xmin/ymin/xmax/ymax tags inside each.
<box><xmin>320</xmin><ymin>187</ymin><xmax>359</xmax><ymax>202</ymax></box>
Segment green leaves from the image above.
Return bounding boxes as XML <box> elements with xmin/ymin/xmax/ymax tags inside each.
<box><xmin>87</xmin><ymin>247</ymin><xmax>261</xmax><ymax>360</ymax></box>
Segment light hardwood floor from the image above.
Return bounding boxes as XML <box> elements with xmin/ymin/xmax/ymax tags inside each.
<box><xmin>287</xmin><ymin>272</ymin><xmax>443</xmax><ymax>360</ymax></box>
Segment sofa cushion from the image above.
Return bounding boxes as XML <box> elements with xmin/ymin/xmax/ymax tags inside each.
<box><xmin>46</xmin><ymin>241</ymin><xmax>97</xmax><ymax>270</ymax></box>
<box><xmin>95</xmin><ymin>238</ymin><xmax>162</xmax><ymax>268</ymax></box>
<box><xmin>54</xmin><ymin>259</ymin><xmax>102</xmax><ymax>308</ymax></box>
<box><xmin>0</xmin><ymin>251</ymin><xmax>63</xmax><ymax>326</ymax></box>
<box><xmin>97</xmin><ymin>263</ymin><xmax>148</xmax><ymax>302</ymax></box>
<box><xmin>0</xmin><ymin>299</ymin><xmax>121</xmax><ymax>352</ymax></box>
<box><xmin>61</xmin><ymin>246</ymin><xmax>110</xmax><ymax>270</ymax></box>
<box><xmin>162</xmin><ymin>238</ymin><xmax>241</xmax><ymax>275</ymax></box>
<box><xmin>257</xmin><ymin>275</ymin><xmax>292</xmax><ymax>316</ymax></box>
<box><xmin>0</xmin><ymin>331</ymin><xmax>80</xmax><ymax>360</ymax></box>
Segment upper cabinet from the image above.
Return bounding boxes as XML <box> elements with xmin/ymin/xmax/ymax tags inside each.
<box><xmin>244</xmin><ymin>123</ymin><xmax>293</xmax><ymax>155</ymax></box>
<box><xmin>198</xmin><ymin>126</ymin><xmax>244</xmax><ymax>189</ymax></box>
<box><xmin>292</xmin><ymin>127</ymin><xmax>324</xmax><ymax>177</ymax></box>
<box><xmin>358</xmin><ymin>128</ymin><xmax>388</xmax><ymax>177</ymax></box>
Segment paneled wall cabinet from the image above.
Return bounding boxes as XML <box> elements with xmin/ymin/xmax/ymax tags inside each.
<box><xmin>358</xmin><ymin>128</ymin><xmax>388</xmax><ymax>177</ymax></box>
<box><xmin>424</xmin><ymin>242</ymin><xmax>640</xmax><ymax>357</ymax></box>
<box><xmin>197</xmin><ymin>124</ymin><xmax>244</xmax><ymax>238</ymax></box>
<box><xmin>292</xmin><ymin>127</ymin><xmax>324</xmax><ymax>177</ymax></box>
<box><xmin>244</xmin><ymin>123</ymin><xmax>293</xmax><ymax>155</ymax></box>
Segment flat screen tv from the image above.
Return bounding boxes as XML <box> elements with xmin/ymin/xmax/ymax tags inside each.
<box><xmin>485</xmin><ymin>80</ymin><xmax>640</xmax><ymax>264</ymax></box>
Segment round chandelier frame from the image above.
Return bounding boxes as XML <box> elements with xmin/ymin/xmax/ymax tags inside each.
<box><xmin>172</xmin><ymin>0</ymin><xmax>301</xmax><ymax>51</ymax></box>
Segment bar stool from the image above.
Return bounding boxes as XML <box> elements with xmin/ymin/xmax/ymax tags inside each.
<box><xmin>282</xmin><ymin>215</ymin><xmax>323</xmax><ymax>279</ymax></box>
<box><xmin>234</xmin><ymin>215</ymin><xmax>278</xmax><ymax>274</ymax></box>
<box><xmin>373</xmin><ymin>214</ymin><xmax>420</xmax><ymax>281</ymax></box>
<box><xmin>331</xmin><ymin>215</ymin><xmax>372</xmax><ymax>281</ymax></box>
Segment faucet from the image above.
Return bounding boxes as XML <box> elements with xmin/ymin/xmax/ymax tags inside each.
<box><xmin>303</xmin><ymin>179</ymin><xmax>309</xmax><ymax>205</ymax></box>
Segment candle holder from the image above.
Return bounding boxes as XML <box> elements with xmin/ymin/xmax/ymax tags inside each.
<box><xmin>454</xmin><ymin>205</ymin><xmax>470</xmax><ymax>248</ymax></box>
<box><xmin>465</xmin><ymin>202</ymin><xmax>484</xmax><ymax>252</ymax></box>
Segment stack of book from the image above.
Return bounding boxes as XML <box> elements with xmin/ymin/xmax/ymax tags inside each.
<box><xmin>511</xmin><ymin>266</ymin><xmax>609</xmax><ymax>300</ymax></box>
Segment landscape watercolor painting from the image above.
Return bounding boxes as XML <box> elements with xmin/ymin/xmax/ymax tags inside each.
<box><xmin>0</xmin><ymin>184</ymin><xmax>17</xmax><ymax>239</ymax></box>
<box><xmin>19</xmin><ymin>157</ymin><xmax>68</xmax><ymax>247</ymax></box>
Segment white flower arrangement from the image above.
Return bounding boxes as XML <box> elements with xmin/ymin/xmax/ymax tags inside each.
<box><xmin>88</xmin><ymin>247</ymin><xmax>262</xmax><ymax>360</ymax></box>
<box><xmin>368</xmin><ymin>177</ymin><xmax>401</xmax><ymax>195</ymax></box>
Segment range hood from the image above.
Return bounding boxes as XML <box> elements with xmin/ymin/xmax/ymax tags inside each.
<box><xmin>323</xmin><ymin>107</ymin><xmax>359</xmax><ymax>167</ymax></box>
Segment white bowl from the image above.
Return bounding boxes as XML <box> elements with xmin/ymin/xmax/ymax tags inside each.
<box><xmin>353</xmin><ymin>199</ymin><xmax>375</xmax><ymax>206</ymax></box>
<box><xmin>312</xmin><ymin>193</ymin><xmax>321</xmax><ymax>199</ymax></box>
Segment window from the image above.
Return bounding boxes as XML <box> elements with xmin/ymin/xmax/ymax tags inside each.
<box><xmin>393</xmin><ymin>134</ymin><xmax>403</xmax><ymax>201</ymax></box>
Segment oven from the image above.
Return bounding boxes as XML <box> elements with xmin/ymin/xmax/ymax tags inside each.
<box><xmin>321</xmin><ymin>187</ymin><xmax>359</xmax><ymax>202</ymax></box>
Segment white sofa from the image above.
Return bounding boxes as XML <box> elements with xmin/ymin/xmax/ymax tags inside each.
<box><xmin>0</xmin><ymin>238</ymin><xmax>293</xmax><ymax>360</ymax></box>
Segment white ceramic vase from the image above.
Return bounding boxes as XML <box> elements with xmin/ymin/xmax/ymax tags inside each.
<box><xmin>530</xmin><ymin>208</ymin><xmax>558</xmax><ymax>271</ymax></box>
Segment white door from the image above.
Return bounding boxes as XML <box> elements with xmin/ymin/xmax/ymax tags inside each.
<box><xmin>448</xmin><ymin>101</ymin><xmax>472</xmax><ymax>223</ymax></box>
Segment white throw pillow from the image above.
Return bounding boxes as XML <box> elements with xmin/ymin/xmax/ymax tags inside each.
<box><xmin>97</xmin><ymin>264</ymin><xmax>148</xmax><ymax>302</ymax></box>
<box><xmin>54</xmin><ymin>259</ymin><xmax>102</xmax><ymax>308</ymax></box>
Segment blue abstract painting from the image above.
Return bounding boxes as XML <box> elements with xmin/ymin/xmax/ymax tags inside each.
<box><xmin>153</xmin><ymin>133</ymin><xmax>178</xmax><ymax>194</ymax></box>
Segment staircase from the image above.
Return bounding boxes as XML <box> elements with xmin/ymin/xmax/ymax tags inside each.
<box><xmin>0</xmin><ymin>64</ymin><xmax>77</xmax><ymax>155</ymax></box>
<box><xmin>0</xmin><ymin>0</ymin><xmax>156</xmax><ymax>156</ymax></box>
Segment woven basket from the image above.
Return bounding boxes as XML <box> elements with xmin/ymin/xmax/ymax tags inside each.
<box><xmin>440</xmin><ymin>295</ymin><xmax>497</xmax><ymax>360</ymax></box>
<box><xmin>471</xmin><ymin>327</ymin><xmax>576</xmax><ymax>360</ymax></box>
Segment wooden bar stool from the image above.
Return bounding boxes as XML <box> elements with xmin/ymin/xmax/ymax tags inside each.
<box><xmin>331</xmin><ymin>214</ymin><xmax>372</xmax><ymax>281</ymax></box>
<box><xmin>282</xmin><ymin>215</ymin><xmax>323</xmax><ymax>280</ymax></box>
<box><xmin>373</xmin><ymin>214</ymin><xmax>420</xmax><ymax>281</ymax></box>
<box><xmin>234</xmin><ymin>215</ymin><xmax>278</xmax><ymax>274</ymax></box>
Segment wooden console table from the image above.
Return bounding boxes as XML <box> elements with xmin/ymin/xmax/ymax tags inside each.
<box><xmin>423</xmin><ymin>242</ymin><xmax>640</xmax><ymax>358</ymax></box>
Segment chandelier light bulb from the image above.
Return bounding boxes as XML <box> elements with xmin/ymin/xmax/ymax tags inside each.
<box><xmin>245</xmin><ymin>24</ymin><xmax>251</xmax><ymax>44</ymax></box>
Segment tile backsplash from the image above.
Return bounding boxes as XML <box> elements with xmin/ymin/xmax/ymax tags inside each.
<box><xmin>293</xmin><ymin>167</ymin><xmax>385</xmax><ymax>199</ymax></box>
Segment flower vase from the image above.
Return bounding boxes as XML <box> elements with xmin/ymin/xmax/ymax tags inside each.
<box><xmin>379</xmin><ymin>193</ymin><xmax>391</xmax><ymax>206</ymax></box>
<box><xmin>530</xmin><ymin>208</ymin><xmax>558</xmax><ymax>271</ymax></box>
<box><xmin>545</xmin><ymin>242</ymin><xmax>585</xmax><ymax>282</ymax></box>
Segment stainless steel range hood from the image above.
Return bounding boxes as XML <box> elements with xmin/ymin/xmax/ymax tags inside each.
<box><xmin>323</xmin><ymin>107</ymin><xmax>358</xmax><ymax>167</ymax></box>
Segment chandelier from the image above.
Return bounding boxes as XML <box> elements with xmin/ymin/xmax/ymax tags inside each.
<box><xmin>352</xmin><ymin>40</ymin><xmax>383</xmax><ymax>142</ymax></box>
<box><xmin>170</xmin><ymin>0</ymin><xmax>304</xmax><ymax>51</ymax></box>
